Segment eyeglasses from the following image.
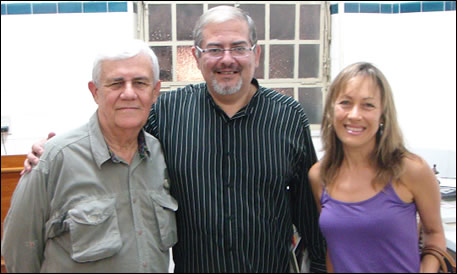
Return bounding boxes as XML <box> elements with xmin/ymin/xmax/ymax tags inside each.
<box><xmin>196</xmin><ymin>44</ymin><xmax>256</xmax><ymax>58</ymax></box>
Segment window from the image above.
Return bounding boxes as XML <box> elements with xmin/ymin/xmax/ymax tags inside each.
<box><xmin>136</xmin><ymin>1</ymin><xmax>330</xmax><ymax>127</ymax></box>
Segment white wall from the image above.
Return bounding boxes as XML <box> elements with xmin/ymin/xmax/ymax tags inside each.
<box><xmin>329</xmin><ymin>2</ymin><xmax>456</xmax><ymax>177</ymax></box>
<box><xmin>1</xmin><ymin>4</ymin><xmax>136</xmax><ymax>155</ymax></box>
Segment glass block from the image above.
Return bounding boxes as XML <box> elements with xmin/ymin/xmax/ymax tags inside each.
<box><xmin>148</xmin><ymin>4</ymin><xmax>171</xmax><ymax>41</ymax></box>
<box><xmin>300</xmin><ymin>5</ymin><xmax>321</xmax><ymax>40</ymax></box>
<box><xmin>299</xmin><ymin>44</ymin><xmax>320</xmax><ymax>78</ymax></box>
<box><xmin>298</xmin><ymin>87</ymin><xmax>322</xmax><ymax>124</ymax></box>
<box><xmin>239</xmin><ymin>4</ymin><xmax>265</xmax><ymax>41</ymax></box>
<box><xmin>270</xmin><ymin>5</ymin><xmax>295</xmax><ymax>40</ymax></box>
<box><xmin>177</xmin><ymin>4</ymin><xmax>203</xmax><ymax>41</ymax></box>
<box><xmin>177</xmin><ymin>46</ymin><xmax>203</xmax><ymax>82</ymax></box>
<box><xmin>270</xmin><ymin>45</ymin><xmax>294</xmax><ymax>79</ymax></box>
<box><xmin>253</xmin><ymin>45</ymin><xmax>264</xmax><ymax>80</ymax></box>
<box><xmin>273</xmin><ymin>88</ymin><xmax>294</xmax><ymax>99</ymax></box>
<box><xmin>151</xmin><ymin>46</ymin><xmax>172</xmax><ymax>82</ymax></box>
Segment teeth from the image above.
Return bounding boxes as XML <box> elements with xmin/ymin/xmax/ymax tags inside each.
<box><xmin>346</xmin><ymin>126</ymin><xmax>363</xmax><ymax>132</ymax></box>
<box><xmin>218</xmin><ymin>71</ymin><xmax>236</xmax><ymax>74</ymax></box>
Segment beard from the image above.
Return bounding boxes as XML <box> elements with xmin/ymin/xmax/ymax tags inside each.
<box><xmin>211</xmin><ymin>77</ymin><xmax>243</xmax><ymax>95</ymax></box>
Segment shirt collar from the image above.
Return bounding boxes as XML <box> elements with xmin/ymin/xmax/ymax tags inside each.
<box><xmin>88</xmin><ymin>112</ymin><xmax>151</xmax><ymax>168</ymax></box>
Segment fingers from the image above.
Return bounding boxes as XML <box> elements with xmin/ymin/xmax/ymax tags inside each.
<box><xmin>22</xmin><ymin>135</ymin><xmax>51</xmax><ymax>175</ymax></box>
<box><xmin>31</xmin><ymin>142</ymin><xmax>44</xmax><ymax>158</ymax></box>
<box><xmin>21</xmin><ymin>157</ymin><xmax>32</xmax><ymax>175</ymax></box>
<box><xmin>47</xmin><ymin>132</ymin><xmax>56</xmax><ymax>140</ymax></box>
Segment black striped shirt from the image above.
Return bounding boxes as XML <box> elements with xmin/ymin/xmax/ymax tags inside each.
<box><xmin>145</xmin><ymin>79</ymin><xmax>326</xmax><ymax>272</ymax></box>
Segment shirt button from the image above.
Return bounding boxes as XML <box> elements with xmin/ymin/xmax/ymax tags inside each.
<box><xmin>133</xmin><ymin>198</ymin><xmax>137</xmax><ymax>204</ymax></box>
<box><xmin>138</xmin><ymin>230</ymin><xmax>143</xmax><ymax>236</ymax></box>
<box><xmin>143</xmin><ymin>262</ymin><xmax>147</xmax><ymax>268</ymax></box>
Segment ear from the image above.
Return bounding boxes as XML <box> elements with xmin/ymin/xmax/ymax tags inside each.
<box><xmin>152</xmin><ymin>80</ymin><xmax>161</xmax><ymax>103</ymax></box>
<box><xmin>191</xmin><ymin>46</ymin><xmax>202</xmax><ymax>70</ymax></box>
<box><xmin>88</xmin><ymin>81</ymin><xmax>100</xmax><ymax>104</ymax></box>
<box><xmin>254</xmin><ymin>45</ymin><xmax>261</xmax><ymax>68</ymax></box>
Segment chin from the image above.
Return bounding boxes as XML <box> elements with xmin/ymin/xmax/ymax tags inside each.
<box><xmin>115</xmin><ymin>118</ymin><xmax>145</xmax><ymax>130</ymax></box>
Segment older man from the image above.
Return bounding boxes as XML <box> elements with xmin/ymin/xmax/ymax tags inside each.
<box><xmin>2</xmin><ymin>40</ymin><xmax>177</xmax><ymax>272</ymax></box>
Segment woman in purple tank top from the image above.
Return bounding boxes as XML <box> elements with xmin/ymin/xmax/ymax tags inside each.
<box><xmin>308</xmin><ymin>62</ymin><xmax>446</xmax><ymax>272</ymax></box>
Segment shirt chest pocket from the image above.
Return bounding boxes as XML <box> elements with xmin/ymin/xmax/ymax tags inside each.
<box><xmin>67</xmin><ymin>197</ymin><xmax>122</xmax><ymax>263</ymax></box>
<box><xmin>150</xmin><ymin>192</ymin><xmax>178</xmax><ymax>251</ymax></box>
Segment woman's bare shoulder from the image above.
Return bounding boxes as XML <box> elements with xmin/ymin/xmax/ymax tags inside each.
<box><xmin>400</xmin><ymin>153</ymin><xmax>436</xmax><ymax>191</ymax></box>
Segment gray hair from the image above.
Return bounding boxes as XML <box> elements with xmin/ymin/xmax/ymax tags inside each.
<box><xmin>92</xmin><ymin>39</ymin><xmax>160</xmax><ymax>87</ymax></box>
<box><xmin>193</xmin><ymin>6</ymin><xmax>257</xmax><ymax>57</ymax></box>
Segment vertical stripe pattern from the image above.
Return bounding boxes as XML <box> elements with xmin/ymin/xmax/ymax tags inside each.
<box><xmin>145</xmin><ymin>79</ymin><xmax>326</xmax><ymax>272</ymax></box>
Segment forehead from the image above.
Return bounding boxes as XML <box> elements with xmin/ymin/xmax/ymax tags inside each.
<box><xmin>338</xmin><ymin>75</ymin><xmax>381</xmax><ymax>99</ymax></box>
<box><xmin>202</xmin><ymin>19</ymin><xmax>250</xmax><ymax>45</ymax></box>
<box><xmin>101</xmin><ymin>54</ymin><xmax>153</xmax><ymax>78</ymax></box>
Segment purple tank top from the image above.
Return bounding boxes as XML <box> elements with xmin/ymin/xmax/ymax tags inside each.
<box><xmin>319</xmin><ymin>182</ymin><xmax>420</xmax><ymax>273</ymax></box>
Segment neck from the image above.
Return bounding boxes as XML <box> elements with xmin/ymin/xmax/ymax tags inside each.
<box><xmin>342</xmin><ymin>146</ymin><xmax>375</xmax><ymax>171</ymax></box>
<box><xmin>209</xmin><ymin>83</ymin><xmax>257</xmax><ymax>118</ymax></box>
<box><xmin>100</xmin><ymin>125</ymin><xmax>139</xmax><ymax>165</ymax></box>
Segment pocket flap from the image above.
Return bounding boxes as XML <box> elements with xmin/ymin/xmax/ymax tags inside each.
<box><xmin>68</xmin><ymin>197</ymin><xmax>116</xmax><ymax>225</ymax></box>
<box><xmin>151</xmin><ymin>192</ymin><xmax>178</xmax><ymax>211</ymax></box>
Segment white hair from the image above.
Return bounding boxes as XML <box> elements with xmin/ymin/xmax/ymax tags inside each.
<box><xmin>92</xmin><ymin>39</ymin><xmax>159</xmax><ymax>86</ymax></box>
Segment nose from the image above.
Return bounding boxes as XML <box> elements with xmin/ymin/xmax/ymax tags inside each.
<box><xmin>219</xmin><ymin>49</ymin><xmax>237</xmax><ymax>64</ymax></box>
<box><xmin>348</xmin><ymin>105</ymin><xmax>361</xmax><ymax>119</ymax></box>
<box><xmin>120</xmin><ymin>81</ymin><xmax>138</xmax><ymax>100</ymax></box>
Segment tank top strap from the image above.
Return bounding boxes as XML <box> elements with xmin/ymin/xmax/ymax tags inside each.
<box><xmin>321</xmin><ymin>185</ymin><xmax>330</xmax><ymax>205</ymax></box>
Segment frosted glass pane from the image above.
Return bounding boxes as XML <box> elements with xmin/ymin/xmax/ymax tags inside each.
<box><xmin>239</xmin><ymin>4</ymin><xmax>265</xmax><ymax>40</ymax></box>
<box><xmin>270</xmin><ymin>45</ymin><xmax>294</xmax><ymax>79</ymax></box>
<box><xmin>177</xmin><ymin>46</ymin><xmax>203</xmax><ymax>82</ymax></box>
<box><xmin>148</xmin><ymin>4</ymin><xmax>171</xmax><ymax>41</ymax></box>
<box><xmin>299</xmin><ymin>45</ymin><xmax>320</xmax><ymax>78</ymax></box>
<box><xmin>300</xmin><ymin>5</ymin><xmax>321</xmax><ymax>40</ymax></box>
<box><xmin>273</xmin><ymin>88</ymin><xmax>294</xmax><ymax>99</ymax></box>
<box><xmin>177</xmin><ymin>4</ymin><xmax>203</xmax><ymax>41</ymax></box>
<box><xmin>270</xmin><ymin>5</ymin><xmax>295</xmax><ymax>40</ymax></box>
<box><xmin>208</xmin><ymin>4</ymin><xmax>234</xmax><ymax>10</ymax></box>
<box><xmin>151</xmin><ymin>46</ymin><xmax>172</xmax><ymax>82</ymax></box>
<box><xmin>298</xmin><ymin>87</ymin><xmax>322</xmax><ymax>124</ymax></box>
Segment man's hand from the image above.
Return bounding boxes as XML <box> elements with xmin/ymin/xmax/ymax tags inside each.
<box><xmin>21</xmin><ymin>132</ymin><xmax>56</xmax><ymax>175</ymax></box>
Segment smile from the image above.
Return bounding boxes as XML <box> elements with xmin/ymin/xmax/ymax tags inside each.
<box><xmin>117</xmin><ymin>107</ymin><xmax>139</xmax><ymax>110</ymax></box>
<box><xmin>216</xmin><ymin>71</ymin><xmax>238</xmax><ymax>74</ymax></box>
<box><xmin>345</xmin><ymin>125</ymin><xmax>365</xmax><ymax>135</ymax></box>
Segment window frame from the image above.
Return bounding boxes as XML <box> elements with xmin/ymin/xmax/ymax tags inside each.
<box><xmin>136</xmin><ymin>1</ymin><xmax>331</xmax><ymax>129</ymax></box>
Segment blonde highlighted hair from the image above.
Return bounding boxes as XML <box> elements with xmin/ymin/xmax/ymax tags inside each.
<box><xmin>320</xmin><ymin>62</ymin><xmax>410</xmax><ymax>187</ymax></box>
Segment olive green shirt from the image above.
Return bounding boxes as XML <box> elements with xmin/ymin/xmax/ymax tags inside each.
<box><xmin>1</xmin><ymin>112</ymin><xmax>178</xmax><ymax>272</ymax></box>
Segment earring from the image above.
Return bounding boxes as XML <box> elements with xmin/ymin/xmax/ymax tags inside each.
<box><xmin>379</xmin><ymin>123</ymin><xmax>384</xmax><ymax>136</ymax></box>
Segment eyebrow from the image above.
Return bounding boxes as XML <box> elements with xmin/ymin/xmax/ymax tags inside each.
<box><xmin>206</xmin><ymin>40</ymin><xmax>249</xmax><ymax>48</ymax></box>
<box><xmin>339</xmin><ymin>94</ymin><xmax>376</xmax><ymax>100</ymax></box>
<box><xmin>107</xmin><ymin>76</ymin><xmax>151</xmax><ymax>82</ymax></box>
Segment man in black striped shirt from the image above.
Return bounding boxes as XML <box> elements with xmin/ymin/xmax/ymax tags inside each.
<box><xmin>145</xmin><ymin>6</ymin><xmax>326</xmax><ymax>272</ymax></box>
<box><xmin>23</xmin><ymin>6</ymin><xmax>326</xmax><ymax>273</ymax></box>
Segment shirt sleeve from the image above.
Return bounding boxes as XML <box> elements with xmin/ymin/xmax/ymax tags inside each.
<box><xmin>290</xmin><ymin>114</ymin><xmax>327</xmax><ymax>273</ymax></box>
<box><xmin>1</xmin><ymin>166</ymin><xmax>49</xmax><ymax>273</ymax></box>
